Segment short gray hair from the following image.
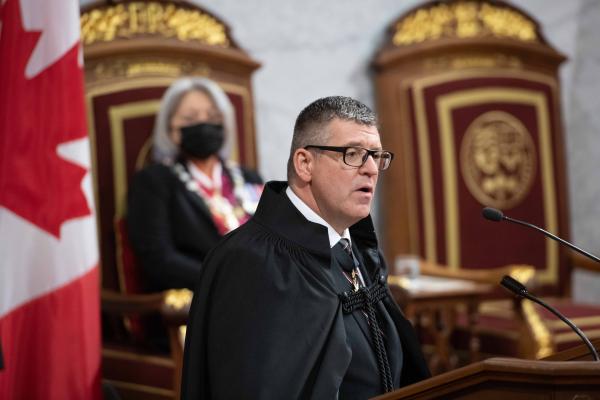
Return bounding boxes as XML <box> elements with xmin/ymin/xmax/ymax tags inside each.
<box><xmin>152</xmin><ymin>76</ymin><xmax>237</xmax><ymax>164</ymax></box>
<box><xmin>286</xmin><ymin>96</ymin><xmax>377</xmax><ymax>180</ymax></box>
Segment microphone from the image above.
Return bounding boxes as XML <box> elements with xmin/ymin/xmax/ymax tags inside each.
<box><xmin>481</xmin><ymin>207</ymin><xmax>600</xmax><ymax>263</ymax></box>
<box><xmin>500</xmin><ymin>275</ymin><xmax>600</xmax><ymax>361</ymax></box>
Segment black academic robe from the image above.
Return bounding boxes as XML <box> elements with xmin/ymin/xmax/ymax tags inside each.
<box><xmin>127</xmin><ymin>161</ymin><xmax>262</xmax><ymax>291</ymax></box>
<box><xmin>329</xmin><ymin>242</ymin><xmax>403</xmax><ymax>399</ymax></box>
<box><xmin>181</xmin><ymin>181</ymin><xmax>430</xmax><ymax>399</ymax></box>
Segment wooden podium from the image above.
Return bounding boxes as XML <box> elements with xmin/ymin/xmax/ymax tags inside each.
<box><xmin>372</xmin><ymin>339</ymin><xmax>600</xmax><ymax>399</ymax></box>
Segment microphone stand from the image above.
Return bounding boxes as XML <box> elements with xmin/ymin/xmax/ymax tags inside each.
<box><xmin>501</xmin><ymin>275</ymin><xmax>600</xmax><ymax>362</ymax></box>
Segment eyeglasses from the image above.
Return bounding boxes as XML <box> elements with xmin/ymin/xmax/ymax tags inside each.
<box><xmin>304</xmin><ymin>145</ymin><xmax>394</xmax><ymax>171</ymax></box>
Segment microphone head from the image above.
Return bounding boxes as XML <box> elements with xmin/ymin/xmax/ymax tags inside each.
<box><xmin>482</xmin><ymin>207</ymin><xmax>504</xmax><ymax>222</ymax></box>
<box><xmin>500</xmin><ymin>275</ymin><xmax>528</xmax><ymax>297</ymax></box>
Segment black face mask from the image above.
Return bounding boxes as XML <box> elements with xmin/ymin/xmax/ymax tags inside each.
<box><xmin>180</xmin><ymin>122</ymin><xmax>225</xmax><ymax>159</ymax></box>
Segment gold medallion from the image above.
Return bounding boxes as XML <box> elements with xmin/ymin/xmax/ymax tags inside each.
<box><xmin>460</xmin><ymin>111</ymin><xmax>536</xmax><ymax>209</ymax></box>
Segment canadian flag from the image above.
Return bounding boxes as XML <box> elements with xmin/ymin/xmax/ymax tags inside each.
<box><xmin>0</xmin><ymin>0</ymin><xmax>101</xmax><ymax>399</ymax></box>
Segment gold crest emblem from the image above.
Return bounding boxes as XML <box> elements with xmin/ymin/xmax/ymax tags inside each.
<box><xmin>460</xmin><ymin>111</ymin><xmax>536</xmax><ymax>209</ymax></box>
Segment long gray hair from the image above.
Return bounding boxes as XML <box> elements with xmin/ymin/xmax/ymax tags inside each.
<box><xmin>152</xmin><ymin>77</ymin><xmax>237</xmax><ymax>164</ymax></box>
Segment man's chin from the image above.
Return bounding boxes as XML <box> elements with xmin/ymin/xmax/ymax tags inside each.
<box><xmin>351</xmin><ymin>207</ymin><xmax>372</xmax><ymax>221</ymax></box>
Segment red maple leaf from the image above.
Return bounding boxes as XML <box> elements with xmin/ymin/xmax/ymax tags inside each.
<box><xmin>0</xmin><ymin>0</ymin><xmax>91</xmax><ymax>238</ymax></box>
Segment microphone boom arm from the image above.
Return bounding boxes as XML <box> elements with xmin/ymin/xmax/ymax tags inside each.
<box><xmin>504</xmin><ymin>216</ymin><xmax>600</xmax><ymax>263</ymax></box>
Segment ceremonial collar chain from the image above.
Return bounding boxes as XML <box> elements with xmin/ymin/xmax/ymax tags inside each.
<box><xmin>172</xmin><ymin>161</ymin><xmax>259</xmax><ymax>216</ymax></box>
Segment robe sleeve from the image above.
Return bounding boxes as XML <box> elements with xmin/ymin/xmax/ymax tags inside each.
<box><xmin>181</xmin><ymin>226</ymin><xmax>351</xmax><ymax>399</ymax></box>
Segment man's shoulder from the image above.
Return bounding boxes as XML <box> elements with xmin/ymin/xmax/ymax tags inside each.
<box><xmin>211</xmin><ymin>219</ymin><xmax>279</xmax><ymax>260</ymax></box>
<box><xmin>199</xmin><ymin>218</ymin><xmax>338</xmax><ymax>308</ymax></box>
<box><xmin>206</xmin><ymin>218</ymin><xmax>309</xmax><ymax>274</ymax></box>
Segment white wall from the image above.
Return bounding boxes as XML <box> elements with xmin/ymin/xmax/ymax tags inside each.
<box><xmin>561</xmin><ymin>0</ymin><xmax>600</xmax><ymax>303</ymax></box>
<box><xmin>80</xmin><ymin>0</ymin><xmax>600</xmax><ymax>301</ymax></box>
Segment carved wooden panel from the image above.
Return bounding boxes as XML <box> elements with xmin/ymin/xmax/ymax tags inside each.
<box><xmin>373</xmin><ymin>0</ymin><xmax>569</xmax><ymax>294</ymax></box>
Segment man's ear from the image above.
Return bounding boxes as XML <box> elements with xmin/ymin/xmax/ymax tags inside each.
<box><xmin>293</xmin><ymin>148</ymin><xmax>314</xmax><ymax>183</ymax></box>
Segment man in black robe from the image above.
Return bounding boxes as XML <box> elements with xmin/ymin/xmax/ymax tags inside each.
<box><xmin>181</xmin><ymin>96</ymin><xmax>430</xmax><ymax>399</ymax></box>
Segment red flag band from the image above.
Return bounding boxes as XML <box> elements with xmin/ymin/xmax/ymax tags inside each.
<box><xmin>0</xmin><ymin>0</ymin><xmax>101</xmax><ymax>398</ymax></box>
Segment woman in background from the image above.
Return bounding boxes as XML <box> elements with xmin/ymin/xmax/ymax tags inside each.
<box><xmin>127</xmin><ymin>77</ymin><xmax>262</xmax><ymax>291</ymax></box>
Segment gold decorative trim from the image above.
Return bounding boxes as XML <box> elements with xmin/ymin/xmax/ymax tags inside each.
<box><xmin>387</xmin><ymin>275</ymin><xmax>411</xmax><ymax>289</ymax></box>
<box><xmin>413</xmin><ymin>80</ymin><xmax>437</xmax><ymax>261</ymax></box>
<box><xmin>522</xmin><ymin>300</ymin><xmax>554</xmax><ymax>359</ymax></box>
<box><xmin>459</xmin><ymin>111</ymin><xmax>537</xmax><ymax>210</ymax></box>
<box><xmin>109</xmin><ymin>100</ymin><xmax>162</xmax><ymax>219</ymax></box>
<box><xmin>164</xmin><ymin>289</ymin><xmax>193</xmax><ymax>310</ymax></box>
<box><xmin>81</xmin><ymin>2</ymin><xmax>230</xmax><ymax>47</ymax></box>
<box><xmin>393</xmin><ymin>1</ymin><xmax>538</xmax><ymax>46</ymax></box>
<box><xmin>554</xmin><ymin>328</ymin><xmax>600</xmax><ymax>344</ymax></box>
<box><xmin>179</xmin><ymin>325</ymin><xmax>187</xmax><ymax>348</ymax></box>
<box><xmin>399</xmin><ymin>86</ymin><xmax>421</xmax><ymax>253</ymax></box>
<box><xmin>87</xmin><ymin>58</ymin><xmax>211</xmax><ymax>84</ymax></box>
<box><xmin>436</xmin><ymin>93</ymin><xmax>461</xmax><ymax>268</ymax></box>
<box><xmin>85</xmin><ymin>75</ymin><xmax>177</xmax><ymax>97</ymax></box>
<box><xmin>508</xmin><ymin>265</ymin><xmax>535</xmax><ymax>286</ymax></box>
<box><xmin>546</xmin><ymin>316</ymin><xmax>600</xmax><ymax>330</ymax></box>
<box><xmin>423</xmin><ymin>54</ymin><xmax>523</xmax><ymax>71</ymax></box>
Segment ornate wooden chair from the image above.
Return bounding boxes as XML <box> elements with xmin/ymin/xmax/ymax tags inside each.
<box><xmin>373</xmin><ymin>0</ymin><xmax>600</xmax><ymax>361</ymax></box>
<box><xmin>81</xmin><ymin>1</ymin><xmax>260</xmax><ymax>398</ymax></box>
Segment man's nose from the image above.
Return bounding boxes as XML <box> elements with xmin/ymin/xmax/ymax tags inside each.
<box><xmin>360</xmin><ymin>154</ymin><xmax>379</xmax><ymax>175</ymax></box>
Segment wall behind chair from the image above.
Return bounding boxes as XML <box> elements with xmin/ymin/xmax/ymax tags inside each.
<box><xmin>79</xmin><ymin>0</ymin><xmax>600</xmax><ymax>302</ymax></box>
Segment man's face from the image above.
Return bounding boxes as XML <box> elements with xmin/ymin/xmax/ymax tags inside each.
<box><xmin>310</xmin><ymin>119</ymin><xmax>381</xmax><ymax>231</ymax></box>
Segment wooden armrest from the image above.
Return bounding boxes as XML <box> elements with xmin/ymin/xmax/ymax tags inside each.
<box><xmin>418</xmin><ymin>259</ymin><xmax>536</xmax><ymax>286</ymax></box>
<box><xmin>101</xmin><ymin>288</ymin><xmax>192</xmax><ymax>325</ymax></box>
<box><xmin>570</xmin><ymin>251</ymin><xmax>600</xmax><ymax>273</ymax></box>
<box><xmin>101</xmin><ymin>289</ymin><xmax>166</xmax><ymax>316</ymax></box>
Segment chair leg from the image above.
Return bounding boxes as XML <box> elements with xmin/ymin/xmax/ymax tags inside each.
<box><xmin>168</xmin><ymin>325</ymin><xmax>186</xmax><ymax>400</ymax></box>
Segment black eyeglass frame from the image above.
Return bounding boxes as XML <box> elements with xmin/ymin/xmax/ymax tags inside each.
<box><xmin>304</xmin><ymin>145</ymin><xmax>394</xmax><ymax>170</ymax></box>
